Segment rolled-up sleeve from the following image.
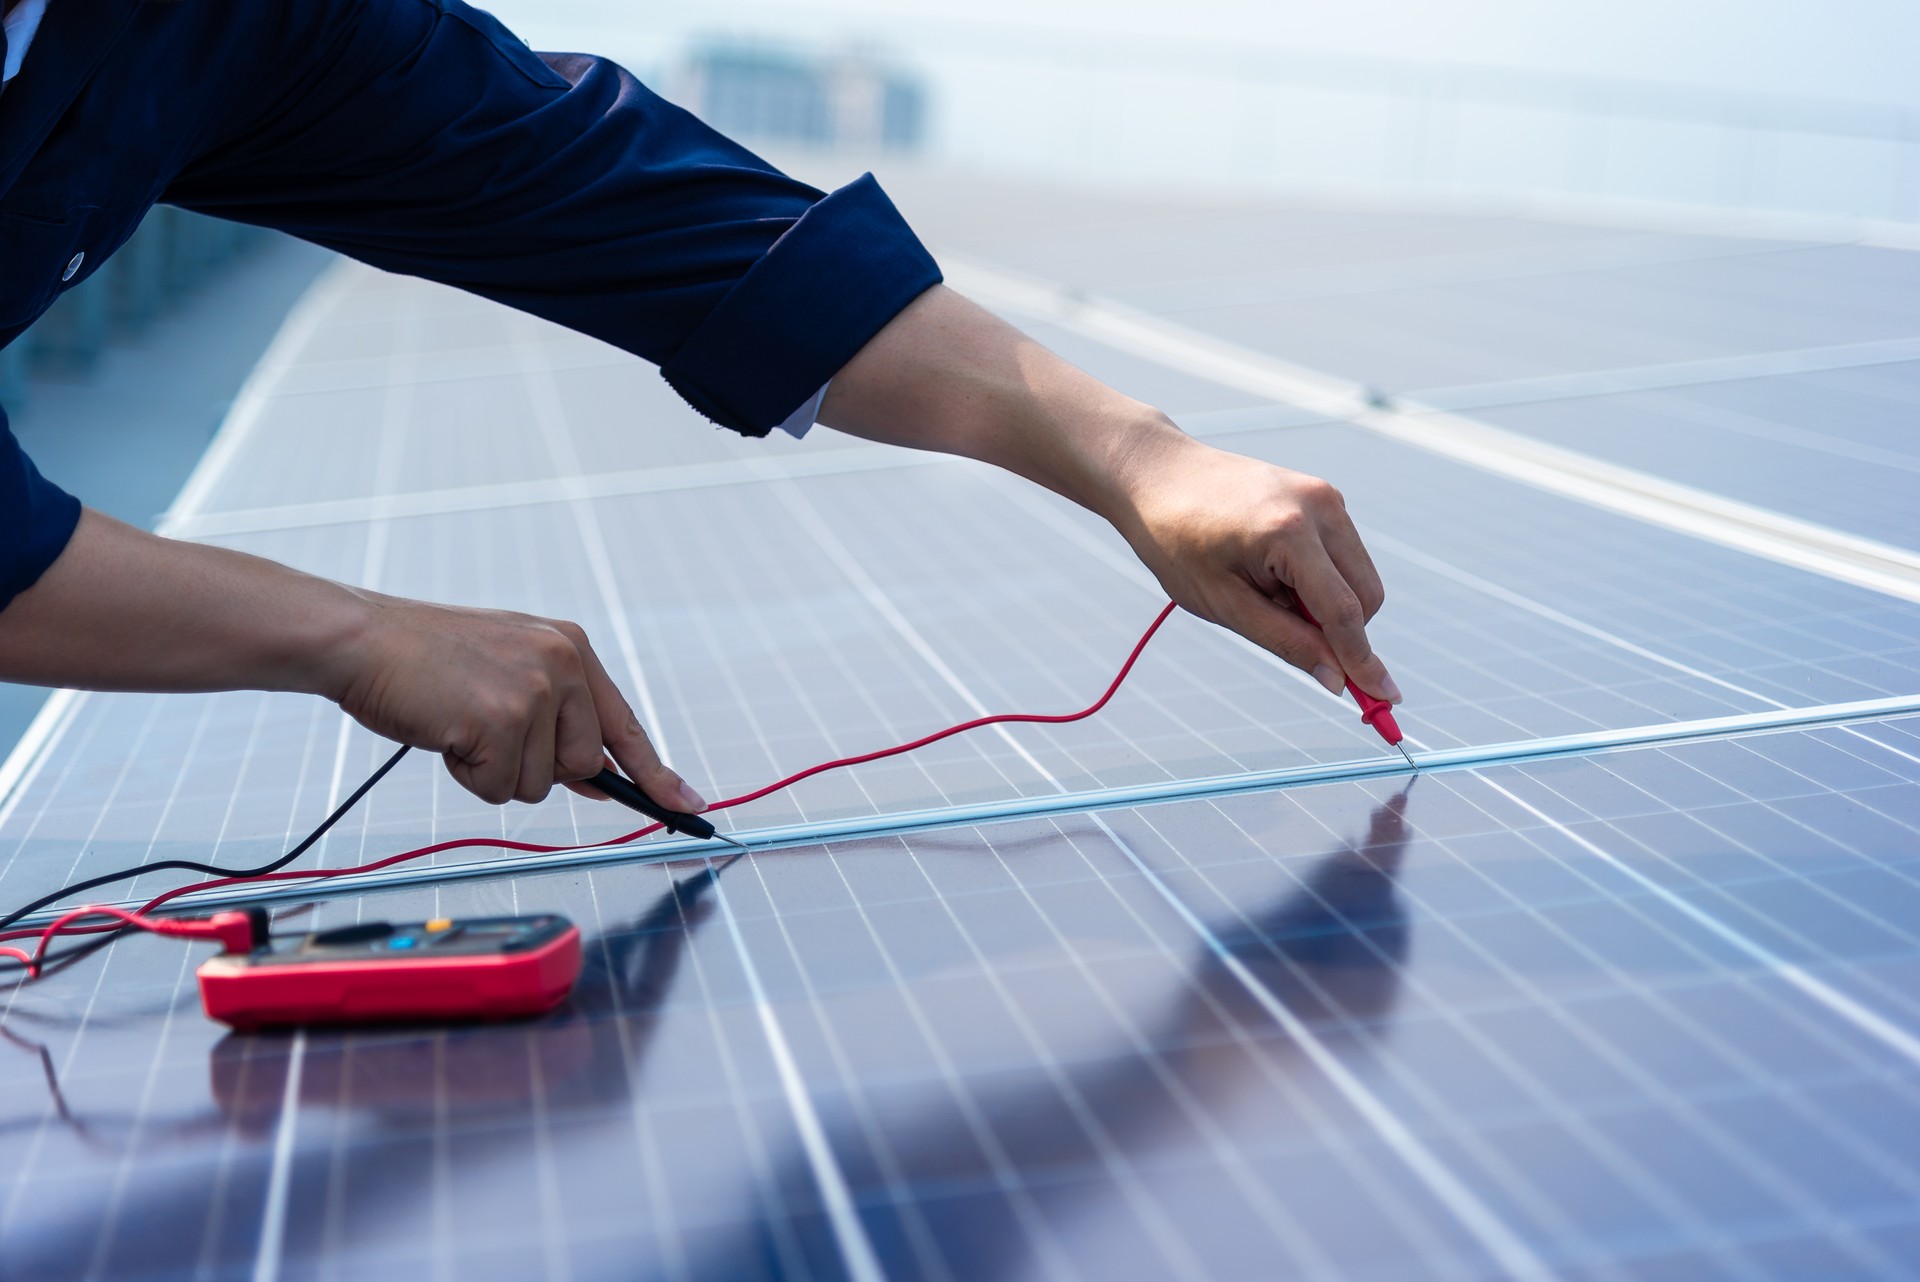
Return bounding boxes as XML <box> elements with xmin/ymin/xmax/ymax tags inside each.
<box><xmin>0</xmin><ymin>408</ymin><xmax>81</xmax><ymax>611</ymax></box>
<box><xmin>163</xmin><ymin>0</ymin><xmax>942</xmax><ymax>436</ymax></box>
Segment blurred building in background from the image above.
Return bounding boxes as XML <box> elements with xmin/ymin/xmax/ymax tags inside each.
<box><xmin>489</xmin><ymin>1</ymin><xmax>1920</xmax><ymax>233</ymax></box>
<box><xmin>674</xmin><ymin>41</ymin><xmax>927</xmax><ymax>153</ymax></box>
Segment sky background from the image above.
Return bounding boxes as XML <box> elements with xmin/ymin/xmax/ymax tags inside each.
<box><xmin>481</xmin><ymin>1</ymin><xmax>1920</xmax><ymax>221</ymax></box>
<box><xmin>485</xmin><ymin>0</ymin><xmax>1920</xmax><ymax>107</ymax></box>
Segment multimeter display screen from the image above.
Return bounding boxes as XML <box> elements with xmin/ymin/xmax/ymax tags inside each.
<box><xmin>246</xmin><ymin>915</ymin><xmax>570</xmax><ymax>966</ymax></box>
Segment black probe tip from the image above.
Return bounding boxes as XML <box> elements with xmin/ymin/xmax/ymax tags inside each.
<box><xmin>590</xmin><ymin>768</ymin><xmax>719</xmax><ymax>840</ymax></box>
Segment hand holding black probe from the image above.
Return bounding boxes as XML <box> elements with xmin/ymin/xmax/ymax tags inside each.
<box><xmin>589</xmin><ymin>768</ymin><xmax>750</xmax><ymax>851</ymax></box>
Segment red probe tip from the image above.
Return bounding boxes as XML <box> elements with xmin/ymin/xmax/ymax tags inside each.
<box><xmin>1358</xmin><ymin>699</ymin><xmax>1403</xmax><ymax>746</ymax></box>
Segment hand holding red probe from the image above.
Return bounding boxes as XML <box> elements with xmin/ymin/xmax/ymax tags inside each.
<box><xmin>1293</xmin><ymin>595</ymin><xmax>1416</xmax><ymax>768</ymax></box>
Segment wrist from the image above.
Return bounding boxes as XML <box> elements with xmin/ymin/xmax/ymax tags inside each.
<box><xmin>1098</xmin><ymin>410</ymin><xmax>1204</xmax><ymax>533</ymax></box>
<box><xmin>276</xmin><ymin>580</ymin><xmax>382</xmax><ymax>702</ymax></box>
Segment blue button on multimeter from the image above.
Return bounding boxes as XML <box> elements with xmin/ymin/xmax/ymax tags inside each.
<box><xmin>387</xmin><ymin>936</ymin><xmax>417</xmax><ymax>949</ymax></box>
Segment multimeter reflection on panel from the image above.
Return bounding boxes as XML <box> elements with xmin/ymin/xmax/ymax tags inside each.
<box><xmin>197</xmin><ymin>914</ymin><xmax>582</xmax><ymax>1029</ymax></box>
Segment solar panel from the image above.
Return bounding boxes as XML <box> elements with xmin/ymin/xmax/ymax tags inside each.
<box><xmin>3</xmin><ymin>175</ymin><xmax>1918</xmax><ymax>1280</ymax></box>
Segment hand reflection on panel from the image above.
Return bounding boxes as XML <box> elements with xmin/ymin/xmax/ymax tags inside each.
<box><xmin>1210</xmin><ymin>785</ymin><xmax>1413</xmax><ymax>1028</ymax></box>
<box><xmin>687</xmin><ymin>787</ymin><xmax>1418</xmax><ymax>1282</ymax></box>
<box><xmin>1</xmin><ymin>790</ymin><xmax>1416</xmax><ymax>1282</ymax></box>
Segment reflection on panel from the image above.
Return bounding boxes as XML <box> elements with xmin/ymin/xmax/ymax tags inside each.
<box><xmin>7</xmin><ymin>720</ymin><xmax>1920</xmax><ymax>1279</ymax></box>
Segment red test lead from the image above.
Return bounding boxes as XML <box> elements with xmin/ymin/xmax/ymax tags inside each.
<box><xmin>1293</xmin><ymin>597</ymin><xmax>1417</xmax><ymax>770</ymax></box>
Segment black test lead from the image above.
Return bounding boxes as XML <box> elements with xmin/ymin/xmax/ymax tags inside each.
<box><xmin>589</xmin><ymin>768</ymin><xmax>752</xmax><ymax>852</ymax></box>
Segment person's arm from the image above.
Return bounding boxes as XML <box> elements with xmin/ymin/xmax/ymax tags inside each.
<box><xmin>0</xmin><ymin>508</ymin><xmax>705</xmax><ymax>811</ymax></box>
<box><xmin>820</xmin><ymin>286</ymin><xmax>1400</xmax><ymax>703</ymax></box>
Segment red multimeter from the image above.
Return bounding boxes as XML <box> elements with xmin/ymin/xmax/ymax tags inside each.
<box><xmin>197</xmin><ymin>914</ymin><xmax>581</xmax><ymax>1029</ymax></box>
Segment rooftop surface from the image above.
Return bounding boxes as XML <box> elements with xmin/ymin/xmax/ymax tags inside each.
<box><xmin>2</xmin><ymin>173</ymin><xmax>1918</xmax><ymax>1281</ymax></box>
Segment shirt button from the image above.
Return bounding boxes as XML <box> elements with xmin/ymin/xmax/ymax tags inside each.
<box><xmin>61</xmin><ymin>252</ymin><xmax>85</xmax><ymax>282</ymax></box>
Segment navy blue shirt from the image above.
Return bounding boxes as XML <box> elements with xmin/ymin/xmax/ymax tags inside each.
<box><xmin>0</xmin><ymin>0</ymin><xmax>941</xmax><ymax>610</ymax></box>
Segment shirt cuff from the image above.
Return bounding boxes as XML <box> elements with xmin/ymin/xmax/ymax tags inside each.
<box><xmin>0</xmin><ymin>417</ymin><xmax>81</xmax><ymax>612</ymax></box>
<box><xmin>661</xmin><ymin>173</ymin><xmax>940</xmax><ymax>437</ymax></box>
<box><xmin>775</xmin><ymin>382</ymin><xmax>827</xmax><ymax>439</ymax></box>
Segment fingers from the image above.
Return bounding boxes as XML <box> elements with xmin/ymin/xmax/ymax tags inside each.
<box><xmin>1285</xmin><ymin>549</ymin><xmax>1397</xmax><ymax>703</ymax></box>
<box><xmin>1314</xmin><ymin>489</ymin><xmax>1385</xmax><ymax>619</ymax></box>
<box><xmin>551</xmin><ymin>679</ymin><xmax>609</xmax><ymax>785</ymax></box>
<box><xmin>442</xmin><ymin>626</ymin><xmax>603</xmax><ymax>806</ymax></box>
<box><xmin>444</xmin><ymin>714</ymin><xmax>525</xmax><ymax>806</ymax></box>
<box><xmin>1217</xmin><ymin>586</ymin><xmax>1347</xmax><ymax>696</ymax></box>
<box><xmin>512</xmin><ymin>688</ymin><xmax>561</xmax><ymax>805</ymax></box>
<box><xmin>564</xmin><ymin>625</ymin><xmax>707</xmax><ymax>813</ymax></box>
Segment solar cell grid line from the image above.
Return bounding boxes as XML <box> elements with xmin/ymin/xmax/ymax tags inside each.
<box><xmin>975</xmin><ymin>404</ymin><xmax>1889</xmax><ymax>717</ymax></box>
<box><xmin>242</xmin><ymin>293</ymin><xmax>428</xmax><ymax>1282</ymax></box>
<box><xmin>1352</xmin><ymin>828</ymin><xmax>1912</xmax><ymax>1267</ymax></box>
<box><xmin>521</xmin><ymin>331</ymin><xmax>676</xmax><ymax>755</ymax></box>
<box><xmin>840</xmin><ymin>462</ymin><xmax>1673</xmax><ymax>759</ymax></box>
<box><xmin>1167</xmin><ymin>759</ymin><xmax>1920</xmax><ymax>1243</ymax></box>
<box><xmin>768</xmin><ymin>479</ymin><xmax>1073</xmax><ymax>796</ymax></box>
<box><xmin>1473</xmin><ymin>766</ymin><xmax>1920</xmax><ymax>1071</ymax></box>
<box><xmin>729</xmin><ymin>845</ymin><xmax>1232</xmax><ymax>1282</ymax></box>
<box><xmin>756</xmin><ymin>489</ymin><xmax>1563</xmax><ymax>1279</ymax></box>
<box><xmin>1057</xmin><ymin>230</ymin><xmax>1825</xmax><ymax>318</ymax></box>
<box><xmin>1353</xmin><ymin>529</ymin><xmax>1920</xmax><ymax>782</ymax></box>
<box><xmin>787</xmin><ymin>830</ymin><xmax>1373</xmax><ymax>1282</ymax></box>
<box><xmin>948</xmin><ymin>255</ymin><xmax>1920</xmax><ymax>604</ymax></box>
<box><xmin>11</xmin><ymin>205</ymin><xmax>1920</xmax><ymax>1274</ymax></box>
<box><xmin>705</xmin><ymin>866</ymin><xmax>891</xmax><ymax>1282</ymax></box>
<box><xmin>165</xmin><ymin>440</ymin><xmax>949</xmax><ymax>542</ymax></box>
<box><xmin>185</xmin><ymin>867</ymin><xmax>825</xmax><ymax>1274</ymax></box>
<box><xmin>952</xmin><ymin>233</ymin><xmax>1920</xmax><ymax>396</ymax></box>
<box><xmin>488</xmin><ymin>380</ymin><xmax>897</xmax><ymax>1282</ymax></box>
<box><xmin>702</xmin><ymin>813</ymin><xmax>1489</xmax><ymax>1282</ymax></box>
<box><xmin>633</xmin><ymin>486</ymin><xmax>1025</xmax><ymax>819</ymax></box>
<box><xmin>629</xmin><ymin>479</ymin><xmax>1259</xmax><ymax>1282</ymax></box>
<box><xmin>1240</xmin><ymin>427</ymin><xmax>1920</xmax><ymax>706</ymax></box>
<box><xmin>614</xmin><ymin>579</ymin><xmax>1090</xmax><ymax>1282</ymax></box>
<box><xmin>648</xmin><ymin>532</ymin><xmax>1031</xmax><ymax>830</ymax></box>
<box><xmin>574</xmin><ymin>859</ymin><xmax>825</xmax><ymax>1282</ymax></box>
<box><xmin>1420</xmin><ymin>752</ymin><xmax>1920</xmax><ymax>1189</ymax></box>
<box><xmin>1144</xmin><ymin>788</ymin><xmax>1779</xmax><ymax>1281</ymax></box>
<box><xmin>1425</xmin><ymin>351</ymin><xmax>1920</xmax><ymax>453</ymax></box>
<box><xmin>1468</xmin><ymin>385</ymin><xmax>1920</xmax><ymax>551</ymax></box>
<box><xmin>982</xmin><ymin>812</ymin><xmax>1524</xmax><ymax>1282</ymax></box>
<box><xmin>706</xmin><ymin>418</ymin><xmax>1920</xmax><ymax>1274</ymax></box>
<box><xmin>575</xmin><ymin>871</ymin><xmax>701</xmax><ymax>1282</ymax></box>
<box><xmin>1163</xmin><ymin>779</ymin><xmax>1920</xmax><ymax>1278</ymax></box>
<box><xmin>1495</xmin><ymin>743</ymin><xmax>1920</xmax><ymax>1026</ymax></box>
<box><xmin>777</xmin><ymin>474</ymin><xmax>1325</xmax><ymax>782</ymax></box>
<box><xmin>829</xmin><ymin>459</ymin><xmax>1780</xmax><ymax>755</ymax></box>
<box><xmin>1084</xmin><ymin>811</ymin><xmax>1560</xmax><ymax>1281</ymax></box>
<box><xmin>863</xmin><ymin>822</ymin><xmax>1436</xmax><ymax>1278</ymax></box>
<box><xmin>1107</xmin><ymin>796</ymin><xmax>1821</xmax><ymax>1282</ymax></box>
<box><xmin>610</xmin><ymin>487</ymin><xmax>1062</xmax><ymax>826</ymax></box>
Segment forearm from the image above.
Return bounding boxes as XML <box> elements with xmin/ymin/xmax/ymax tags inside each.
<box><xmin>0</xmin><ymin>508</ymin><xmax>705</xmax><ymax>808</ymax></box>
<box><xmin>817</xmin><ymin>285</ymin><xmax>1186</xmax><ymax>528</ymax></box>
<box><xmin>818</xmin><ymin>283</ymin><xmax>1400</xmax><ymax>702</ymax></box>
<box><xmin>0</xmin><ymin>508</ymin><xmax>367</xmax><ymax>697</ymax></box>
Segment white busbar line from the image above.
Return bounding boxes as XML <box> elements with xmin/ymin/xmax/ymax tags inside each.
<box><xmin>943</xmin><ymin>256</ymin><xmax>1920</xmax><ymax>604</ymax></box>
<box><xmin>164</xmin><ymin>441</ymin><xmax>941</xmax><ymax>540</ymax></box>
<box><xmin>40</xmin><ymin>691</ymin><xmax>1920</xmax><ymax>926</ymax></box>
<box><xmin>1413</xmin><ymin>333</ymin><xmax>1920</xmax><ymax>413</ymax></box>
<box><xmin>1</xmin><ymin>257</ymin><xmax>365</xmax><ymax>829</ymax></box>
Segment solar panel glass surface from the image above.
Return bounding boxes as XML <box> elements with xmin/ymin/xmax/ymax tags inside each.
<box><xmin>3</xmin><ymin>177</ymin><xmax>1918</xmax><ymax>1281</ymax></box>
